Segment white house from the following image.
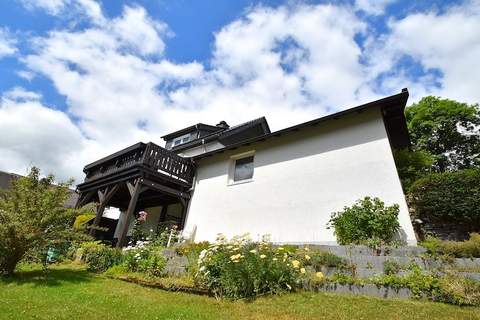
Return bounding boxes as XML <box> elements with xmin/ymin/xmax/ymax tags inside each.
<box><xmin>76</xmin><ymin>89</ymin><xmax>417</xmax><ymax>246</ymax></box>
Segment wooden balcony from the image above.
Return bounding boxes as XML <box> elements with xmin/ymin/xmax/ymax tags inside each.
<box><xmin>77</xmin><ymin>142</ymin><xmax>196</xmax><ymax>192</ymax></box>
<box><xmin>76</xmin><ymin>142</ymin><xmax>196</xmax><ymax>247</ymax></box>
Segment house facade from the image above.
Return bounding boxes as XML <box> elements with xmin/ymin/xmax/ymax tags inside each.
<box><xmin>76</xmin><ymin>89</ymin><xmax>417</xmax><ymax>246</ymax></box>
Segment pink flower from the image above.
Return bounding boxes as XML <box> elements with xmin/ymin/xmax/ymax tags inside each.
<box><xmin>138</xmin><ymin>211</ymin><xmax>148</xmax><ymax>222</ymax></box>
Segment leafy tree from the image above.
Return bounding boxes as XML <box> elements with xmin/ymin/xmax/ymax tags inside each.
<box><xmin>393</xmin><ymin>149</ymin><xmax>434</xmax><ymax>192</ymax></box>
<box><xmin>405</xmin><ymin>96</ymin><xmax>480</xmax><ymax>172</ymax></box>
<box><xmin>0</xmin><ymin>167</ymin><xmax>92</xmax><ymax>275</ymax></box>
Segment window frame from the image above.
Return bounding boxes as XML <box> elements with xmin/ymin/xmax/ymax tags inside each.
<box><xmin>172</xmin><ymin>133</ymin><xmax>191</xmax><ymax>147</ymax></box>
<box><xmin>228</xmin><ymin>150</ymin><xmax>255</xmax><ymax>186</ymax></box>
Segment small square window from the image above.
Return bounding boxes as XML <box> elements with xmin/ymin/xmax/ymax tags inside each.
<box><xmin>233</xmin><ymin>156</ymin><xmax>254</xmax><ymax>182</ymax></box>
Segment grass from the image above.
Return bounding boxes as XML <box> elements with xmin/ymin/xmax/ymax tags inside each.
<box><xmin>1</xmin><ymin>264</ymin><xmax>479</xmax><ymax>320</ymax></box>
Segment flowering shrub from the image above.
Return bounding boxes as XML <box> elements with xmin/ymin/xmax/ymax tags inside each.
<box><xmin>123</xmin><ymin>242</ymin><xmax>167</xmax><ymax>277</ymax></box>
<box><xmin>196</xmin><ymin>234</ymin><xmax>304</xmax><ymax>299</ymax></box>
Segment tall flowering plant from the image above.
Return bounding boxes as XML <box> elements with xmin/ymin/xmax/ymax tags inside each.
<box><xmin>196</xmin><ymin>234</ymin><xmax>303</xmax><ymax>299</ymax></box>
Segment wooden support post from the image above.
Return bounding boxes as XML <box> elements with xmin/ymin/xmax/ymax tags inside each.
<box><xmin>75</xmin><ymin>190</ymin><xmax>94</xmax><ymax>209</ymax></box>
<box><xmin>179</xmin><ymin>198</ymin><xmax>189</xmax><ymax>230</ymax></box>
<box><xmin>89</xmin><ymin>184</ymin><xmax>119</xmax><ymax>237</ymax></box>
<box><xmin>159</xmin><ymin>204</ymin><xmax>168</xmax><ymax>223</ymax></box>
<box><xmin>117</xmin><ymin>180</ymin><xmax>142</xmax><ymax>248</ymax></box>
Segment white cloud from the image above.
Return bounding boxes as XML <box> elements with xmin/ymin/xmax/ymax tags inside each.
<box><xmin>367</xmin><ymin>0</ymin><xmax>480</xmax><ymax>103</ymax></box>
<box><xmin>16</xmin><ymin>70</ymin><xmax>35</xmax><ymax>81</ymax></box>
<box><xmin>2</xmin><ymin>1</ymin><xmax>480</xmax><ymax>182</ymax></box>
<box><xmin>0</xmin><ymin>28</ymin><xmax>16</xmax><ymax>58</ymax></box>
<box><xmin>20</xmin><ymin>0</ymin><xmax>68</xmax><ymax>15</ymax></box>
<box><xmin>0</xmin><ymin>88</ymin><xmax>93</xmax><ymax>181</ymax></box>
<box><xmin>355</xmin><ymin>0</ymin><xmax>395</xmax><ymax>15</ymax></box>
<box><xmin>3</xmin><ymin>87</ymin><xmax>42</xmax><ymax>101</ymax></box>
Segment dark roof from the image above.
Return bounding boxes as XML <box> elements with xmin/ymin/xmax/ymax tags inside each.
<box><xmin>0</xmin><ymin>170</ymin><xmax>79</xmax><ymax>208</ymax></box>
<box><xmin>0</xmin><ymin>170</ymin><xmax>21</xmax><ymax>190</ymax></box>
<box><xmin>171</xmin><ymin>117</ymin><xmax>271</xmax><ymax>152</ymax></box>
<box><xmin>193</xmin><ymin>89</ymin><xmax>410</xmax><ymax>160</ymax></box>
<box><xmin>161</xmin><ymin>123</ymin><xmax>222</xmax><ymax>140</ymax></box>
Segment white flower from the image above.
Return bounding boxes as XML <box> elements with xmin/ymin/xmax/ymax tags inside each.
<box><xmin>199</xmin><ymin>249</ymin><xmax>207</xmax><ymax>260</ymax></box>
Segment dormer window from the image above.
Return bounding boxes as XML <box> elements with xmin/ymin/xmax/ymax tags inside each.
<box><xmin>172</xmin><ymin>133</ymin><xmax>191</xmax><ymax>147</ymax></box>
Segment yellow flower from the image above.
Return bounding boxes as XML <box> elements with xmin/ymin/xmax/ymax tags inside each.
<box><xmin>291</xmin><ymin>260</ymin><xmax>300</xmax><ymax>268</ymax></box>
<box><xmin>300</xmin><ymin>268</ymin><xmax>306</xmax><ymax>274</ymax></box>
<box><xmin>304</xmin><ymin>247</ymin><xmax>310</xmax><ymax>252</ymax></box>
<box><xmin>230</xmin><ymin>254</ymin><xmax>241</xmax><ymax>261</ymax></box>
<box><xmin>315</xmin><ymin>272</ymin><xmax>324</xmax><ymax>280</ymax></box>
<box><xmin>272</xmin><ymin>258</ymin><xmax>278</xmax><ymax>261</ymax></box>
<box><xmin>278</xmin><ymin>247</ymin><xmax>284</xmax><ymax>251</ymax></box>
<box><xmin>260</xmin><ymin>254</ymin><xmax>266</xmax><ymax>259</ymax></box>
<box><xmin>249</xmin><ymin>249</ymin><xmax>257</xmax><ymax>254</ymax></box>
<box><xmin>304</xmin><ymin>255</ymin><xmax>311</xmax><ymax>260</ymax></box>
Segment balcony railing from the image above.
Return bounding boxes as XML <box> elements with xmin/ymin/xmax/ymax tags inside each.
<box><xmin>82</xmin><ymin>142</ymin><xmax>195</xmax><ymax>186</ymax></box>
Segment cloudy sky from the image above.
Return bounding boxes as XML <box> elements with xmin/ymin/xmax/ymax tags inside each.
<box><xmin>0</xmin><ymin>0</ymin><xmax>479</xmax><ymax>183</ymax></box>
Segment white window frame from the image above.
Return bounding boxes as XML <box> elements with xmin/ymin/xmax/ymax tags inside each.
<box><xmin>172</xmin><ymin>133</ymin><xmax>191</xmax><ymax>147</ymax></box>
<box><xmin>227</xmin><ymin>150</ymin><xmax>255</xmax><ymax>186</ymax></box>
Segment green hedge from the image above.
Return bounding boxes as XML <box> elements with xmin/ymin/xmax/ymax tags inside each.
<box><xmin>409</xmin><ymin>169</ymin><xmax>480</xmax><ymax>233</ymax></box>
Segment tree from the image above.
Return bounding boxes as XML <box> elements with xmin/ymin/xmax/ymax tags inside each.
<box><xmin>405</xmin><ymin>96</ymin><xmax>480</xmax><ymax>172</ymax></box>
<box><xmin>0</xmin><ymin>167</ymin><xmax>92</xmax><ymax>276</ymax></box>
<box><xmin>393</xmin><ymin>149</ymin><xmax>434</xmax><ymax>192</ymax></box>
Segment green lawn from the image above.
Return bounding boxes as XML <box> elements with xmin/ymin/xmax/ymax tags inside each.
<box><xmin>1</xmin><ymin>264</ymin><xmax>479</xmax><ymax>320</ymax></box>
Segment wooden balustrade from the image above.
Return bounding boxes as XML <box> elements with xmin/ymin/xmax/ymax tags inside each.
<box><xmin>82</xmin><ymin>142</ymin><xmax>195</xmax><ymax>186</ymax></box>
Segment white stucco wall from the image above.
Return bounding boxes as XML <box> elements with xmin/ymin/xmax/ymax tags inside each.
<box><xmin>184</xmin><ymin>107</ymin><xmax>417</xmax><ymax>245</ymax></box>
<box><xmin>178</xmin><ymin>141</ymin><xmax>225</xmax><ymax>157</ymax></box>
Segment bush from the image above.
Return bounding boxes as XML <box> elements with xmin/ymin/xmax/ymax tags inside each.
<box><xmin>383</xmin><ymin>260</ymin><xmax>402</xmax><ymax>275</ymax></box>
<box><xmin>123</xmin><ymin>243</ymin><xmax>167</xmax><ymax>277</ymax></box>
<box><xmin>79</xmin><ymin>241</ymin><xmax>123</xmax><ymax>273</ymax></box>
<box><xmin>420</xmin><ymin>233</ymin><xmax>480</xmax><ymax>258</ymax></box>
<box><xmin>409</xmin><ymin>169</ymin><xmax>480</xmax><ymax>235</ymax></box>
<box><xmin>439</xmin><ymin>275</ymin><xmax>480</xmax><ymax>306</ymax></box>
<box><xmin>0</xmin><ymin>167</ymin><xmax>92</xmax><ymax>275</ymax></box>
<box><xmin>297</xmin><ymin>248</ymin><xmax>348</xmax><ymax>271</ymax></box>
<box><xmin>175</xmin><ymin>241</ymin><xmax>210</xmax><ymax>257</ymax></box>
<box><xmin>327</xmin><ymin>197</ymin><xmax>400</xmax><ymax>246</ymax></box>
<box><xmin>196</xmin><ymin>234</ymin><xmax>302</xmax><ymax>299</ymax></box>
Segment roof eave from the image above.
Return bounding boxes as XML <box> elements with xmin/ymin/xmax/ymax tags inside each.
<box><xmin>193</xmin><ymin>89</ymin><xmax>410</xmax><ymax>161</ymax></box>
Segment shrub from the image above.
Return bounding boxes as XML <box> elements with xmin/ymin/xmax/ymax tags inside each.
<box><xmin>0</xmin><ymin>167</ymin><xmax>92</xmax><ymax>276</ymax></box>
<box><xmin>383</xmin><ymin>260</ymin><xmax>402</xmax><ymax>275</ymax></box>
<box><xmin>327</xmin><ymin>197</ymin><xmax>400</xmax><ymax>246</ymax></box>
<box><xmin>298</xmin><ymin>248</ymin><xmax>348</xmax><ymax>271</ymax></box>
<box><xmin>175</xmin><ymin>241</ymin><xmax>210</xmax><ymax>257</ymax></box>
<box><xmin>79</xmin><ymin>241</ymin><xmax>123</xmax><ymax>273</ymax></box>
<box><xmin>123</xmin><ymin>243</ymin><xmax>167</xmax><ymax>277</ymax></box>
<box><xmin>196</xmin><ymin>234</ymin><xmax>302</xmax><ymax>299</ymax></box>
<box><xmin>439</xmin><ymin>275</ymin><xmax>480</xmax><ymax>306</ymax></box>
<box><xmin>73</xmin><ymin>214</ymin><xmax>95</xmax><ymax>230</ymax></box>
<box><xmin>420</xmin><ymin>233</ymin><xmax>480</xmax><ymax>258</ymax></box>
<box><xmin>409</xmin><ymin>169</ymin><xmax>480</xmax><ymax>236</ymax></box>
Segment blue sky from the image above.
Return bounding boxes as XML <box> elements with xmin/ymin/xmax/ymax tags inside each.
<box><xmin>0</xmin><ymin>0</ymin><xmax>479</xmax><ymax>181</ymax></box>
